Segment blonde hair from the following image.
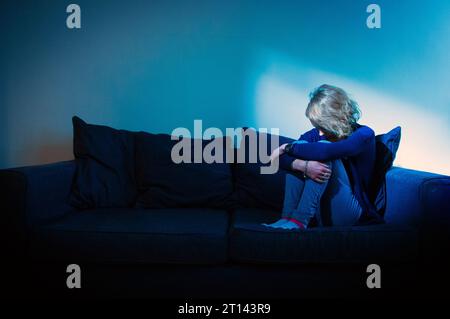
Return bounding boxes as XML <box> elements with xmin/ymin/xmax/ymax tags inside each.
<box><xmin>305</xmin><ymin>84</ymin><xmax>361</xmax><ymax>139</ymax></box>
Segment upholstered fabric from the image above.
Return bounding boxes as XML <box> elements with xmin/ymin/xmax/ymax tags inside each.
<box><xmin>233</xmin><ymin>128</ymin><xmax>295</xmax><ymax>211</ymax></box>
<box><xmin>1</xmin><ymin>150</ymin><xmax>449</xmax><ymax>267</ymax></box>
<box><xmin>383</xmin><ymin>167</ymin><xmax>448</xmax><ymax>226</ymax></box>
<box><xmin>370</xmin><ymin>126</ymin><xmax>402</xmax><ymax>216</ymax></box>
<box><xmin>422</xmin><ymin>178</ymin><xmax>450</xmax><ymax>226</ymax></box>
<box><xmin>135</xmin><ymin>132</ymin><xmax>235</xmax><ymax>209</ymax></box>
<box><xmin>70</xmin><ymin>116</ymin><xmax>137</xmax><ymax>208</ymax></box>
<box><xmin>30</xmin><ymin>208</ymin><xmax>229</xmax><ymax>264</ymax></box>
<box><xmin>420</xmin><ymin>178</ymin><xmax>450</xmax><ymax>261</ymax></box>
<box><xmin>0</xmin><ymin>161</ymin><xmax>76</xmax><ymax>227</ymax></box>
<box><xmin>230</xmin><ymin>208</ymin><xmax>418</xmax><ymax>263</ymax></box>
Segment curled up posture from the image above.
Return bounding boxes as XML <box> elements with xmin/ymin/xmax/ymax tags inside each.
<box><xmin>263</xmin><ymin>84</ymin><xmax>381</xmax><ymax>230</ymax></box>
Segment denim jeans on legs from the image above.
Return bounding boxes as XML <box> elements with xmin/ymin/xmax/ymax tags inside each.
<box><xmin>282</xmin><ymin>140</ymin><xmax>362</xmax><ymax>228</ymax></box>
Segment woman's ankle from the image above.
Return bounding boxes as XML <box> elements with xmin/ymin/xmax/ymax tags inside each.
<box><xmin>283</xmin><ymin>217</ymin><xmax>306</xmax><ymax>229</ymax></box>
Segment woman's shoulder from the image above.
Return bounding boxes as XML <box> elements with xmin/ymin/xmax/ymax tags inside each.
<box><xmin>353</xmin><ymin>124</ymin><xmax>375</xmax><ymax>138</ymax></box>
<box><xmin>298</xmin><ymin>127</ymin><xmax>320</xmax><ymax>141</ymax></box>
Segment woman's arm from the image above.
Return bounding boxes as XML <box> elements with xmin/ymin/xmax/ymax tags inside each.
<box><xmin>287</xmin><ymin>126</ymin><xmax>374</xmax><ymax>161</ymax></box>
<box><xmin>278</xmin><ymin>128</ymin><xmax>320</xmax><ymax>170</ymax></box>
<box><xmin>291</xmin><ymin>159</ymin><xmax>332</xmax><ymax>183</ymax></box>
<box><xmin>291</xmin><ymin>159</ymin><xmax>306</xmax><ymax>172</ymax></box>
<box><xmin>273</xmin><ymin>146</ymin><xmax>332</xmax><ymax>183</ymax></box>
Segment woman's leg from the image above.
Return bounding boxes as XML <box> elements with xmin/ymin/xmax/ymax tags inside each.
<box><xmin>280</xmin><ymin>139</ymin><xmax>309</xmax><ymax>220</ymax></box>
<box><xmin>320</xmin><ymin>159</ymin><xmax>362</xmax><ymax>226</ymax></box>
<box><xmin>286</xmin><ymin>157</ymin><xmax>362</xmax><ymax>228</ymax></box>
<box><xmin>282</xmin><ymin>173</ymin><xmax>306</xmax><ymax>219</ymax></box>
<box><xmin>280</xmin><ymin>140</ymin><xmax>361</xmax><ymax>229</ymax></box>
<box><xmin>262</xmin><ymin>173</ymin><xmax>306</xmax><ymax>227</ymax></box>
<box><xmin>263</xmin><ymin>139</ymin><xmax>361</xmax><ymax>229</ymax></box>
<box><xmin>263</xmin><ymin>141</ymin><xmax>309</xmax><ymax>228</ymax></box>
<box><xmin>285</xmin><ymin>162</ymin><xmax>330</xmax><ymax>229</ymax></box>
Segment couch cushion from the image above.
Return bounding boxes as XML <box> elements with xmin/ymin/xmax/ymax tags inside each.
<box><xmin>135</xmin><ymin>132</ymin><xmax>235</xmax><ymax>209</ymax></box>
<box><xmin>369</xmin><ymin>126</ymin><xmax>402</xmax><ymax>217</ymax></box>
<box><xmin>69</xmin><ymin>116</ymin><xmax>137</xmax><ymax>209</ymax></box>
<box><xmin>30</xmin><ymin>208</ymin><xmax>229</xmax><ymax>264</ymax></box>
<box><xmin>230</xmin><ymin>208</ymin><xmax>418</xmax><ymax>264</ymax></box>
<box><xmin>233</xmin><ymin>128</ymin><xmax>295</xmax><ymax>211</ymax></box>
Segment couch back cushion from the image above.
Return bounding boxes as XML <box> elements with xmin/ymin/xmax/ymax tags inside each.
<box><xmin>233</xmin><ymin>128</ymin><xmax>294</xmax><ymax>211</ymax></box>
<box><xmin>69</xmin><ymin>116</ymin><xmax>137</xmax><ymax>208</ymax></box>
<box><xmin>135</xmin><ymin>131</ymin><xmax>235</xmax><ymax>209</ymax></box>
<box><xmin>369</xmin><ymin>126</ymin><xmax>402</xmax><ymax>217</ymax></box>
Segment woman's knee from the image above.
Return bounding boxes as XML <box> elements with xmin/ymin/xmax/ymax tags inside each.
<box><xmin>285</xmin><ymin>172</ymin><xmax>304</xmax><ymax>185</ymax></box>
<box><xmin>329</xmin><ymin>159</ymin><xmax>346</xmax><ymax>176</ymax></box>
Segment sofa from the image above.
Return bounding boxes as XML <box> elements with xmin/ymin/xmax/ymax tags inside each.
<box><xmin>2</xmin><ymin>118</ymin><xmax>450</xmax><ymax>299</ymax></box>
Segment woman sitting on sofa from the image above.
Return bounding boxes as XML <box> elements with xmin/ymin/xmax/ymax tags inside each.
<box><xmin>264</xmin><ymin>84</ymin><xmax>381</xmax><ymax>230</ymax></box>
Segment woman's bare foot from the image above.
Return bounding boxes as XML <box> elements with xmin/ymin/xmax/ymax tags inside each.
<box><xmin>261</xmin><ymin>219</ymin><xmax>289</xmax><ymax>228</ymax></box>
<box><xmin>280</xmin><ymin>220</ymin><xmax>301</xmax><ymax>229</ymax></box>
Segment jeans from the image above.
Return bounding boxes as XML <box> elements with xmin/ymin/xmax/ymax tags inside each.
<box><xmin>282</xmin><ymin>140</ymin><xmax>362</xmax><ymax>227</ymax></box>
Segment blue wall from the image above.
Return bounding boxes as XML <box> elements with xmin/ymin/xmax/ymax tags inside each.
<box><xmin>1</xmin><ymin>0</ymin><xmax>449</xmax><ymax>174</ymax></box>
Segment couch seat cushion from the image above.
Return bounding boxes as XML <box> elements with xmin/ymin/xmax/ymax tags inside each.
<box><xmin>31</xmin><ymin>208</ymin><xmax>229</xmax><ymax>264</ymax></box>
<box><xmin>230</xmin><ymin>208</ymin><xmax>418</xmax><ymax>263</ymax></box>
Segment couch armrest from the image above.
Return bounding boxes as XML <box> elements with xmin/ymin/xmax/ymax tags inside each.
<box><xmin>0</xmin><ymin>161</ymin><xmax>76</xmax><ymax>232</ymax></box>
<box><xmin>384</xmin><ymin>167</ymin><xmax>450</xmax><ymax>227</ymax></box>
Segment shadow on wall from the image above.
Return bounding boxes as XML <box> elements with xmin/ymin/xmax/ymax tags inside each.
<box><xmin>247</xmin><ymin>49</ymin><xmax>450</xmax><ymax>176</ymax></box>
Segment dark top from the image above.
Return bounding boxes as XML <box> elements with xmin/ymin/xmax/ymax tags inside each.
<box><xmin>280</xmin><ymin>124</ymin><xmax>382</xmax><ymax>224</ymax></box>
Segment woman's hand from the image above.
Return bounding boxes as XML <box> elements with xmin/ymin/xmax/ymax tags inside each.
<box><xmin>270</xmin><ymin>143</ymin><xmax>288</xmax><ymax>162</ymax></box>
<box><xmin>306</xmin><ymin>161</ymin><xmax>332</xmax><ymax>183</ymax></box>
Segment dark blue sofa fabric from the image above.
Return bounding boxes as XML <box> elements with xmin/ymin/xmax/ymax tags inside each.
<box><xmin>2</xmin><ymin>118</ymin><xmax>450</xmax><ymax>267</ymax></box>
<box><xmin>0</xmin><ymin>161</ymin><xmax>76</xmax><ymax>227</ymax></box>
<box><xmin>383</xmin><ymin>167</ymin><xmax>448</xmax><ymax>226</ymax></box>
<box><xmin>230</xmin><ymin>208</ymin><xmax>418</xmax><ymax>263</ymax></box>
<box><xmin>0</xmin><ymin>161</ymin><xmax>76</xmax><ymax>260</ymax></box>
<box><xmin>369</xmin><ymin>126</ymin><xmax>401</xmax><ymax>217</ymax></box>
<box><xmin>70</xmin><ymin>116</ymin><xmax>137</xmax><ymax>209</ymax></box>
<box><xmin>135</xmin><ymin>132</ymin><xmax>235</xmax><ymax>209</ymax></box>
<box><xmin>422</xmin><ymin>178</ymin><xmax>450</xmax><ymax>227</ymax></box>
<box><xmin>420</xmin><ymin>178</ymin><xmax>450</xmax><ymax>262</ymax></box>
<box><xmin>30</xmin><ymin>208</ymin><xmax>229</xmax><ymax>264</ymax></box>
<box><xmin>2</xmin><ymin>159</ymin><xmax>449</xmax><ymax>266</ymax></box>
<box><xmin>233</xmin><ymin>128</ymin><xmax>295</xmax><ymax>211</ymax></box>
